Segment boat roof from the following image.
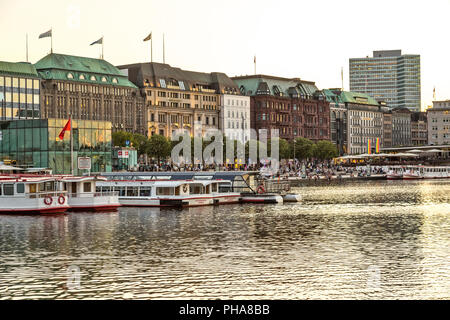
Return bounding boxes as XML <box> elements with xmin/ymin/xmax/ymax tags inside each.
<box><xmin>0</xmin><ymin>176</ymin><xmax>60</xmax><ymax>183</ymax></box>
<box><xmin>100</xmin><ymin>171</ymin><xmax>258</xmax><ymax>181</ymax></box>
<box><xmin>60</xmin><ymin>175</ymin><xmax>107</xmax><ymax>182</ymax></box>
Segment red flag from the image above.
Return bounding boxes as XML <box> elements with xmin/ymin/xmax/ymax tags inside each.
<box><xmin>59</xmin><ymin>118</ymin><xmax>71</xmax><ymax>140</ymax></box>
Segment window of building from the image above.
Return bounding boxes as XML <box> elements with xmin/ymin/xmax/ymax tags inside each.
<box><xmin>101</xmin><ymin>76</ymin><xmax>107</xmax><ymax>82</ymax></box>
<box><xmin>112</xmin><ymin>78</ymin><xmax>118</xmax><ymax>84</ymax></box>
<box><xmin>67</xmin><ymin>73</ymin><xmax>74</xmax><ymax>79</ymax></box>
<box><xmin>160</xmin><ymin>79</ymin><xmax>166</xmax><ymax>88</ymax></box>
<box><xmin>79</xmin><ymin>74</ymin><xmax>85</xmax><ymax>80</ymax></box>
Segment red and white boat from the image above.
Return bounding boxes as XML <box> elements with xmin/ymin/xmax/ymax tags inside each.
<box><xmin>61</xmin><ymin>176</ymin><xmax>120</xmax><ymax>211</ymax></box>
<box><xmin>0</xmin><ymin>176</ymin><xmax>69</xmax><ymax>214</ymax></box>
<box><xmin>402</xmin><ymin>166</ymin><xmax>450</xmax><ymax>180</ymax></box>
<box><xmin>96</xmin><ymin>179</ymin><xmax>241</xmax><ymax>207</ymax></box>
<box><xmin>386</xmin><ymin>167</ymin><xmax>404</xmax><ymax>180</ymax></box>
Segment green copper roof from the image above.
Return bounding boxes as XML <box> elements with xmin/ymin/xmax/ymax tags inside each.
<box><xmin>323</xmin><ymin>89</ymin><xmax>379</xmax><ymax>106</ymax></box>
<box><xmin>34</xmin><ymin>53</ymin><xmax>137</xmax><ymax>88</ymax></box>
<box><xmin>340</xmin><ymin>91</ymin><xmax>379</xmax><ymax>106</ymax></box>
<box><xmin>0</xmin><ymin>61</ymin><xmax>39</xmax><ymax>77</ymax></box>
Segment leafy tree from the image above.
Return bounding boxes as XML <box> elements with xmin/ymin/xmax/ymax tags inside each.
<box><xmin>313</xmin><ymin>140</ymin><xmax>338</xmax><ymax>160</ymax></box>
<box><xmin>291</xmin><ymin>137</ymin><xmax>315</xmax><ymax>160</ymax></box>
<box><xmin>147</xmin><ymin>134</ymin><xmax>171</xmax><ymax>164</ymax></box>
<box><xmin>112</xmin><ymin>131</ymin><xmax>134</xmax><ymax>148</ymax></box>
<box><xmin>131</xmin><ymin>133</ymin><xmax>150</xmax><ymax>155</ymax></box>
<box><xmin>268</xmin><ymin>138</ymin><xmax>290</xmax><ymax>160</ymax></box>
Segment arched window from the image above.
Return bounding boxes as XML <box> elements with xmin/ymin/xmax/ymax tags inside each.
<box><xmin>101</xmin><ymin>76</ymin><xmax>107</xmax><ymax>82</ymax></box>
<box><xmin>112</xmin><ymin>78</ymin><xmax>118</xmax><ymax>84</ymax></box>
<box><xmin>90</xmin><ymin>75</ymin><xmax>96</xmax><ymax>81</ymax></box>
<box><xmin>67</xmin><ymin>73</ymin><xmax>74</xmax><ymax>79</ymax></box>
<box><xmin>79</xmin><ymin>74</ymin><xmax>85</xmax><ymax>80</ymax></box>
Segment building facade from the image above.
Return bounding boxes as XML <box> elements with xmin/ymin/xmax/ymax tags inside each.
<box><xmin>342</xmin><ymin>91</ymin><xmax>384</xmax><ymax>154</ymax></box>
<box><xmin>428</xmin><ymin>100</ymin><xmax>450</xmax><ymax>145</ymax></box>
<box><xmin>118</xmin><ymin>63</ymin><xmax>241</xmax><ymax>139</ymax></box>
<box><xmin>411</xmin><ymin>112</ymin><xmax>427</xmax><ymax>146</ymax></box>
<box><xmin>349</xmin><ymin>50</ymin><xmax>421</xmax><ymax>111</ymax></box>
<box><xmin>391</xmin><ymin>107</ymin><xmax>412</xmax><ymax>147</ymax></box>
<box><xmin>383</xmin><ymin>111</ymin><xmax>393</xmax><ymax>148</ymax></box>
<box><xmin>232</xmin><ymin>75</ymin><xmax>330</xmax><ymax>142</ymax></box>
<box><xmin>0</xmin><ymin>118</ymin><xmax>112</xmax><ymax>174</ymax></box>
<box><xmin>0</xmin><ymin>61</ymin><xmax>41</xmax><ymax>120</ymax></box>
<box><xmin>35</xmin><ymin>53</ymin><xmax>146</xmax><ymax>135</ymax></box>
<box><xmin>221</xmin><ymin>94</ymin><xmax>251</xmax><ymax>143</ymax></box>
<box><xmin>323</xmin><ymin>89</ymin><xmax>348</xmax><ymax>155</ymax></box>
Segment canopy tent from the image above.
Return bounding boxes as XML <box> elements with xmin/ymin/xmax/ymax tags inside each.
<box><xmin>407</xmin><ymin>149</ymin><xmax>424</xmax><ymax>153</ymax></box>
<box><xmin>422</xmin><ymin>149</ymin><xmax>444</xmax><ymax>153</ymax></box>
<box><xmin>0</xmin><ymin>164</ymin><xmax>24</xmax><ymax>171</ymax></box>
<box><xmin>388</xmin><ymin>153</ymin><xmax>420</xmax><ymax>158</ymax></box>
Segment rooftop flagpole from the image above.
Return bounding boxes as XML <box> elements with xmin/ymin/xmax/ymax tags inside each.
<box><xmin>163</xmin><ymin>33</ymin><xmax>165</xmax><ymax>64</ymax></box>
<box><xmin>51</xmin><ymin>27</ymin><xmax>53</xmax><ymax>53</ymax></box>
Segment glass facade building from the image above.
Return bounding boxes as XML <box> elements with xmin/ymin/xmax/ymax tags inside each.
<box><xmin>349</xmin><ymin>50</ymin><xmax>421</xmax><ymax>112</ymax></box>
<box><xmin>0</xmin><ymin>119</ymin><xmax>112</xmax><ymax>174</ymax></box>
<box><xmin>0</xmin><ymin>62</ymin><xmax>40</xmax><ymax>120</ymax></box>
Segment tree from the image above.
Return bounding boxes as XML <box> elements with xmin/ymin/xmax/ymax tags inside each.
<box><xmin>313</xmin><ymin>140</ymin><xmax>338</xmax><ymax>160</ymax></box>
<box><xmin>291</xmin><ymin>137</ymin><xmax>315</xmax><ymax>160</ymax></box>
<box><xmin>147</xmin><ymin>135</ymin><xmax>171</xmax><ymax>164</ymax></box>
<box><xmin>112</xmin><ymin>131</ymin><xmax>133</xmax><ymax>148</ymax></box>
<box><xmin>131</xmin><ymin>133</ymin><xmax>150</xmax><ymax>155</ymax></box>
<box><xmin>268</xmin><ymin>138</ymin><xmax>290</xmax><ymax>160</ymax></box>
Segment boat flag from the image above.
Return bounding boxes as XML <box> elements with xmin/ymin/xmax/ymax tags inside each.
<box><xmin>376</xmin><ymin>138</ymin><xmax>380</xmax><ymax>153</ymax></box>
<box><xmin>367</xmin><ymin>139</ymin><xmax>371</xmax><ymax>154</ymax></box>
<box><xmin>143</xmin><ymin>32</ymin><xmax>152</xmax><ymax>41</ymax></box>
<box><xmin>59</xmin><ymin>118</ymin><xmax>71</xmax><ymax>140</ymax></box>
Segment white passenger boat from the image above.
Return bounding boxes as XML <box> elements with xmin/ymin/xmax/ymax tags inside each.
<box><xmin>0</xmin><ymin>176</ymin><xmax>69</xmax><ymax>214</ymax></box>
<box><xmin>96</xmin><ymin>179</ymin><xmax>241</xmax><ymax>207</ymax></box>
<box><xmin>386</xmin><ymin>167</ymin><xmax>404</xmax><ymax>180</ymax></box>
<box><xmin>402</xmin><ymin>166</ymin><xmax>450</xmax><ymax>179</ymax></box>
<box><xmin>61</xmin><ymin>176</ymin><xmax>120</xmax><ymax>211</ymax></box>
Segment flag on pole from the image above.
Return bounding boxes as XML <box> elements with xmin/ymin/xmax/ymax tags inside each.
<box><xmin>39</xmin><ymin>29</ymin><xmax>52</xmax><ymax>39</ymax></box>
<box><xmin>367</xmin><ymin>139</ymin><xmax>371</xmax><ymax>154</ymax></box>
<box><xmin>90</xmin><ymin>37</ymin><xmax>103</xmax><ymax>46</ymax></box>
<box><xmin>59</xmin><ymin>118</ymin><xmax>71</xmax><ymax>140</ymax></box>
<box><xmin>143</xmin><ymin>32</ymin><xmax>152</xmax><ymax>42</ymax></box>
<box><xmin>376</xmin><ymin>138</ymin><xmax>380</xmax><ymax>153</ymax></box>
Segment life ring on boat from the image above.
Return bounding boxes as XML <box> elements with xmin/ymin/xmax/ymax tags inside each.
<box><xmin>58</xmin><ymin>195</ymin><xmax>66</xmax><ymax>205</ymax></box>
<box><xmin>44</xmin><ymin>196</ymin><xmax>53</xmax><ymax>206</ymax></box>
<box><xmin>257</xmin><ymin>185</ymin><xmax>265</xmax><ymax>194</ymax></box>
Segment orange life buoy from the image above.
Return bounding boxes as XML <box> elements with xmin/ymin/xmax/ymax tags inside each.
<box><xmin>58</xmin><ymin>195</ymin><xmax>66</xmax><ymax>205</ymax></box>
<box><xmin>44</xmin><ymin>196</ymin><xmax>53</xmax><ymax>206</ymax></box>
<box><xmin>257</xmin><ymin>185</ymin><xmax>265</xmax><ymax>194</ymax></box>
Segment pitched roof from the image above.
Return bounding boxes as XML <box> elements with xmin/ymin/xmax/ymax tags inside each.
<box><xmin>0</xmin><ymin>61</ymin><xmax>39</xmax><ymax>77</ymax></box>
<box><xmin>34</xmin><ymin>53</ymin><xmax>137</xmax><ymax>88</ymax></box>
<box><xmin>117</xmin><ymin>62</ymin><xmax>238</xmax><ymax>94</ymax></box>
<box><xmin>232</xmin><ymin>75</ymin><xmax>320</xmax><ymax>98</ymax></box>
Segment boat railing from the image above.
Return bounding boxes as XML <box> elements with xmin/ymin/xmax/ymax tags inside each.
<box><xmin>67</xmin><ymin>191</ymin><xmax>119</xmax><ymax>198</ymax></box>
<box><xmin>27</xmin><ymin>191</ymin><xmax>68</xmax><ymax>198</ymax></box>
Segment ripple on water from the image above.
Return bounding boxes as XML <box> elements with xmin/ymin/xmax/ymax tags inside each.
<box><xmin>0</xmin><ymin>180</ymin><xmax>449</xmax><ymax>299</ymax></box>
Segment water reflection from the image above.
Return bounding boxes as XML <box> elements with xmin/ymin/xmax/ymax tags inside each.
<box><xmin>0</xmin><ymin>180</ymin><xmax>449</xmax><ymax>299</ymax></box>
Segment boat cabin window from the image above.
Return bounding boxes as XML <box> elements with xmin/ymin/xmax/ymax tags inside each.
<box><xmin>16</xmin><ymin>183</ymin><xmax>25</xmax><ymax>194</ymax></box>
<box><xmin>139</xmin><ymin>187</ymin><xmax>152</xmax><ymax>197</ymax></box>
<box><xmin>156</xmin><ymin>187</ymin><xmax>174</xmax><ymax>196</ymax></box>
<box><xmin>114</xmin><ymin>187</ymin><xmax>126</xmax><ymax>196</ymax></box>
<box><xmin>211</xmin><ymin>183</ymin><xmax>218</xmax><ymax>192</ymax></box>
<box><xmin>127</xmin><ymin>187</ymin><xmax>138</xmax><ymax>197</ymax></box>
<box><xmin>189</xmin><ymin>185</ymin><xmax>203</xmax><ymax>194</ymax></box>
<box><xmin>83</xmin><ymin>182</ymin><xmax>92</xmax><ymax>192</ymax></box>
<box><xmin>3</xmin><ymin>184</ymin><xmax>14</xmax><ymax>196</ymax></box>
<box><xmin>39</xmin><ymin>182</ymin><xmax>55</xmax><ymax>192</ymax></box>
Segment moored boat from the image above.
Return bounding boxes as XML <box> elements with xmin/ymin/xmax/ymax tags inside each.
<box><xmin>0</xmin><ymin>176</ymin><xmax>69</xmax><ymax>214</ymax></box>
<box><xmin>62</xmin><ymin>176</ymin><xmax>121</xmax><ymax>211</ymax></box>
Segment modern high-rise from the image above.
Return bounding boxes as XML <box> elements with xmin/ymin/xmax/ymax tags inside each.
<box><xmin>349</xmin><ymin>50</ymin><xmax>421</xmax><ymax>112</ymax></box>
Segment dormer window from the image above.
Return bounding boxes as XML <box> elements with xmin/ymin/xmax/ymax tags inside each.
<box><xmin>112</xmin><ymin>78</ymin><xmax>118</xmax><ymax>84</ymax></box>
<box><xmin>90</xmin><ymin>75</ymin><xmax>96</xmax><ymax>81</ymax></box>
<box><xmin>79</xmin><ymin>74</ymin><xmax>85</xmax><ymax>80</ymax></box>
<box><xmin>67</xmin><ymin>73</ymin><xmax>74</xmax><ymax>79</ymax></box>
<box><xmin>101</xmin><ymin>76</ymin><xmax>107</xmax><ymax>82</ymax></box>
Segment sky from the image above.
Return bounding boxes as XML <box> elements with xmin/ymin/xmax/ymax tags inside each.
<box><xmin>1</xmin><ymin>0</ymin><xmax>449</xmax><ymax>110</ymax></box>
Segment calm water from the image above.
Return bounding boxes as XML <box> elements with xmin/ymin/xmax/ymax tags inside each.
<box><xmin>0</xmin><ymin>180</ymin><xmax>449</xmax><ymax>300</ymax></box>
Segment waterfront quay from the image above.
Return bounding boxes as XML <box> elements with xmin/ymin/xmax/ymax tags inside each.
<box><xmin>0</xmin><ymin>179</ymin><xmax>448</xmax><ymax>299</ymax></box>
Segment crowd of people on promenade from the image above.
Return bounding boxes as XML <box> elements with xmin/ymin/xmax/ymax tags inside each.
<box><xmin>135</xmin><ymin>159</ymin><xmax>389</xmax><ymax>180</ymax></box>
